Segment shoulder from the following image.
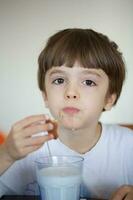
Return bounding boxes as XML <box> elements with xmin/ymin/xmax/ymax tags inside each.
<box><xmin>101</xmin><ymin>123</ymin><xmax>133</xmax><ymax>146</ymax></box>
<box><xmin>100</xmin><ymin>123</ymin><xmax>133</xmax><ymax>164</ymax></box>
<box><xmin>102</xmin><ymin>123</ymin><xmax>133</xmax><ymax>136</ymax></box>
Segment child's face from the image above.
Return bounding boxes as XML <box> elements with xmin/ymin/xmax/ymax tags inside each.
<box><xmin>43</xmin><ymin>63</ymin><xmax>116</xmax><ymax>130</ymax></box>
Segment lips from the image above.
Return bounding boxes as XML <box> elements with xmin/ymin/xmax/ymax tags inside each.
<box><xmin>62</xmin><ymin>107</ymin><xmax>80</xmax><ymax>114</ymax></box>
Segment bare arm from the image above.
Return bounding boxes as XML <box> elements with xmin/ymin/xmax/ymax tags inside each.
<box><xmin>0</xmin><ymin>114</ymin><xmax>54</xmax><ymax>175</ymax></box>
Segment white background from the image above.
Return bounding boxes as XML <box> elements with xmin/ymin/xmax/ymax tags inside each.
<box><xmin>0</xmin><ymin>0</ymin><xmax>133</xmax><ymax>132</ymax></box>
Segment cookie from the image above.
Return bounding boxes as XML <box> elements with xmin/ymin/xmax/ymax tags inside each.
<box><xmin>47</xmin><ymin>119</ymin><xmax>58</xmax><ymax>139</ymax></box>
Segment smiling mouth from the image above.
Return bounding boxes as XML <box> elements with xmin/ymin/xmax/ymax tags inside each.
<box><xmin>62</xmin><ymin>107</ymin><xmax>80</xmax><ymax>115</ymax></box>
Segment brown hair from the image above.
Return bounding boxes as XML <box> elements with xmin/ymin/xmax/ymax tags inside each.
<box><xmin>38</xmin><ymin>28</ymin><xmax>125</xmax><ymax>105</ymax></box>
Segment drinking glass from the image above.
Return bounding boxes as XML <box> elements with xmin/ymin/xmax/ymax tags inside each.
<box><xmin>35</xmin><ymin>156</ymin><xmax>84</xmax><ymax>200</ymax></box>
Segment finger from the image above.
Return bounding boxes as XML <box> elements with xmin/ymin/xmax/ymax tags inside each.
<box><xmin>22</xmin><ymin>144</ymin><xmax>44</xmax><ymax>155</ymax></box>
<box><xmin>124</xmin><ymin>191</ymin><xmax>133</xmax><ymax>200</ymax></box>
<box><xmin>110</xmin><ymin>186</ymin><xmax>131</xmax><ymax>200</ymax></box>
<box><xmin>12</xmin><ymin>115</ymin><xmax>48</xmax><ymax>131</ymax></box>
<box><xmin>23</xmin><ymin>134</ymin><xmax>54</xmax><ymax>147</ymax></box>
<box><xmin>22</xmin><ymin>123</ymin><xmax>54</xmax><ymax>138</ymax></box>
<box><xmin>13</xmin><ymin>145</ymin><xmax>43</xmax><ymax>158</ymax></box>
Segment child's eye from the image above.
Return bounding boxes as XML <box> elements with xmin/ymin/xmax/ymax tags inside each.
<box><xmin>83</xmin><ymin>80</ymin><xmax>96</xmax><ymax>86</ymax></box>
<box><xmin>52</xmin><ymin>78</ymin><xmax>64</xmax><ymax>85</ymax></box>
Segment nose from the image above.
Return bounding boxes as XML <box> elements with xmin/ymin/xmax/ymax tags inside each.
<box><xmin>64</xmin><ymin>83</ymin><xmax>80</xmax><ymax>100</ymax></box>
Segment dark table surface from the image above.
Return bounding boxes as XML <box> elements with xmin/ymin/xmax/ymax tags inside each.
<box><xmin>0</xmin><ymin>196</ymin><xmax>105</xmax><ymax>200</ymax></box>
<box><xmin>0</xmin><ymin>196</ymin><xmax>39</xmax><ymax>200</ymax></box>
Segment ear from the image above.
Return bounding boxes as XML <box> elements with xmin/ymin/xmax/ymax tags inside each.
<box><xmin>42</xmin><ymin>92</ymin><xmax>49</xmax><ymax>108</ymax></box>
<box><xmin>104</xmin><ymin>93</ymin><xmax>117</xmax><ymax>111</ymax></box>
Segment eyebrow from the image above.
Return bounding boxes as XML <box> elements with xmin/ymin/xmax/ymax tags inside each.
<box><xmin>48</xmin><ymin>68</ymin><xmax>102</xmax><ymax>78</ymax></box>
<box><xmin>80</xmin><ymin>70</ymin><xmax>102</xmax><ymax>78</ymax></box>
<box><xmin>48</xmin><ymin>69</ymin><xmax>67</xmax><ymax>76</ymax></box>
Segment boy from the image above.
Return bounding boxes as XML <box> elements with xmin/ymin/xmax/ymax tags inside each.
<box><xmin>0</xmin><ymin>28</ymin><xmax>133</xmax><ymax>199</ymax></box>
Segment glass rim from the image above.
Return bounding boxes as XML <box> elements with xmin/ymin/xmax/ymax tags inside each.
<box><xmin>35</xmin><ymin>155</ymin><xmax>84</xmax><ymax>165</ymax></box>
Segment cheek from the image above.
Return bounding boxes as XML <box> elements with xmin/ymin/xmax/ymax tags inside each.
<box><xmin>46</xmin><ymin>95</ymin><xmax>61</xmax><ymax>115</ymax></box>
<box><xmin>83</xmin><ymin>90</ymin><xmax>107</xmax><ymax>111</ymax></box>
<box><xmin>47</xmin><ymin>91</ymin><xmax>62</xmax><ymax>105</ymax></box>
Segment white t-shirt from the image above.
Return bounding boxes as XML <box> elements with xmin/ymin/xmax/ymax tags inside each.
<box><xmin>0</xmin><ymin>124</ymin><xmax>133</xmax><ymax>199</ymax></box>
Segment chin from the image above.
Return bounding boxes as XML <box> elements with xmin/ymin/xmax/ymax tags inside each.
<box><xmin>62</xmin><ymin>121</ymin><xmax>81</xmax><ymax>131</ymax></box>
<box><xmin>59</xmin><ymin>114</ymin><xmax>84</xmax><ymax>129</ymax></box>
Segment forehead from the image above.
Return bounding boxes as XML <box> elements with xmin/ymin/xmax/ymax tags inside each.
<box><xmin>46</xmin><ymin>63</ymin><xmax>108</xmax><ymax>79</ymax></box>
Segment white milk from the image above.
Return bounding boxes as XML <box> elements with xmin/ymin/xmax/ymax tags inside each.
<box><xmin>37</xmin><ymin>166</ymin><xmax>81</xmax><ymax>200</ymax></box>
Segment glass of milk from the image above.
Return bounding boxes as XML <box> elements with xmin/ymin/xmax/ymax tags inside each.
<box><xmin>35</xmin><ymin>156</ymin><xmax>84</xmax><ymax>200</ymax></box>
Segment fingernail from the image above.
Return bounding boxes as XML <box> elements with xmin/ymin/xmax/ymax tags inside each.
<box><xmin>47</xmin><ymin>123</ymin><xmax>53</xmax><ymax>130</ymax></box>
<box><xmin>45</xmin><ymin>114</ymin><xmax>50</xmax><ymax>120</ymax></box>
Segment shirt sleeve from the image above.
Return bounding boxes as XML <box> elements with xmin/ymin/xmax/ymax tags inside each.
<box><xmin>124</xmin><ymin>130</ymin><xmax>133</xmax><ymax>183</ymax></box>
<box><xmin>0</xmin><ymin>144</ymin><xmax>46</xmax><ymax>196</ymax></box>
<box><xmin>0</xmin><ymin>155</ymin><xmax>36</xmax><ymax>195</ymax></box>
<box><xmin>0</xmin><ymin>181</ymin><xmax>17</xmax><ymax>197</ymax></box>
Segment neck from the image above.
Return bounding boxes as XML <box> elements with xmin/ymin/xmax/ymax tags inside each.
<box><xmin>58</xmin><ymin>122</ymin><xmax>102</xmax><ymax>154</ymax></box>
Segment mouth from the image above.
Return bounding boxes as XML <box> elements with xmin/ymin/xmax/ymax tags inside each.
<box><xmin>62</xmin><ymin>107</ymin><xmax>80</xmax><ymax>115</ymax></box>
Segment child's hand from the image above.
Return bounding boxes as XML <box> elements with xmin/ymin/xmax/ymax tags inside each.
<box><xmin>4</xmin><ymin>114</ymin><xmax>54</xmax><ymax>161</ymax></box>
<box><xmin>110</xmin><ymin>185</ymin><xmax>133</xmax><ymax>200</ymax></box>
